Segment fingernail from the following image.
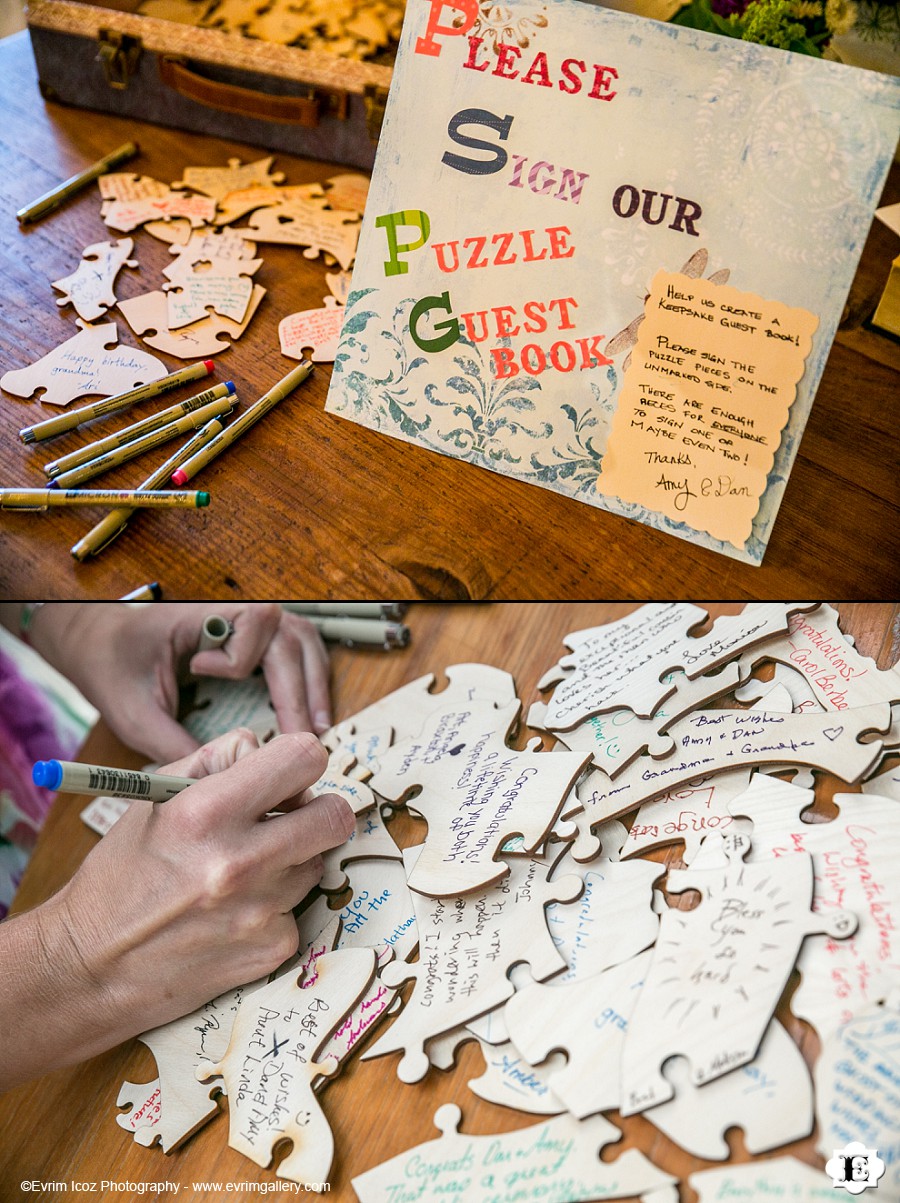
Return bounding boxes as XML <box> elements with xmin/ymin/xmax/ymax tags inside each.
<box><xmin>314</xmin><ymin>711</ymin><xmax>331</xmax><ymax>733</ymax></box>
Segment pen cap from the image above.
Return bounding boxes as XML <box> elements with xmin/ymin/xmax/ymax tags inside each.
<box><xmin>32</xmin><ymin>760</ymin><xmax>63</xmax><ymax>790</ymax></box>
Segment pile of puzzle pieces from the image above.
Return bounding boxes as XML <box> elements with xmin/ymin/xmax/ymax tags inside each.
<box><xmin>83</xmin><ymin>601</ymin><xmax>900</xmax><ymax>1200</ymax></box>
<box><xmin>1</xmin><ymin>154</ymin><xmax>365</xmax><ymax>411</ymax></box>
<box><xmin>136</xmin><ymin>0</ymin><xmax>406</xmax><ymax>58</ymax></box>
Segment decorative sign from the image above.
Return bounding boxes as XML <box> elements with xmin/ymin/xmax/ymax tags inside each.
<box><xmin>619</xmin><ymin>833</ymin><xmax>856</xmax><ymax>1115</ymax></box>
<box><xmin>369</xmin><ymin>698</ymin><xmax>590</xmax><ymax>895</ymax></box>
<box><xmin>325</xmin><ymin>0</ymin><xmax>900</xmax><ymax>563</ymax></box>
<box><xmin>598</xmin><ymin>272</ymin><xmax>818</xmax><ymax>547</ymax></box>
<box><xmin>352</xmin><ymin>1104</ymin><xmax>677</xmax><ymax>1203</ymax></box>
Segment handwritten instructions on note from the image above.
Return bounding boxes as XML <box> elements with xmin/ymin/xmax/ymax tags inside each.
<box><xmin>600</xmin><ymin>272</ymin><xmax>818</xmax><ymax>547</ymax></box>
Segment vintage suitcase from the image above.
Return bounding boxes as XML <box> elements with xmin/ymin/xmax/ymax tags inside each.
<box><xmin>26</xmin><ymin>0</ymin><xmax>395</xmax><ymax>168</ymax></box>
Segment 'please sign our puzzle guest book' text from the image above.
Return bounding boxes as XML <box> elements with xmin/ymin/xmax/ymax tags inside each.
<box><xmin>325</xmin><ymin>0</ymin><xmax>900</xmax><ymax>564</ymax></box>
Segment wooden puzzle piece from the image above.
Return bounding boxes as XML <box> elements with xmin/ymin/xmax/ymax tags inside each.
<box><xmin>165</xmin><ymin>235</ymin><xmax>261</xmax><ymax>280</ymax></box>
<box><xmin>51</xmin><ymin>238</ymin><xmax>138</xmax><ymax>322</ymax></box>
<box><xmin>861</xmin><ymin>761</ymin><xmax>900</xmax><ymax>800</ymax></box>
<box><xmin>313</xmin><ymin>747</ymin><xmax>377</xmax><ymax>817</ymax></box>
<box><xmin>466</xmin><ymin>1038</ymin><xmax>566</xmax><ymax>1115</ymax></box>
<box><xmin>728</xmin><ymin>774</ymin><xmax>900</xmax><ymax>1042</ymax></box>
<box><xmin>322</xmin><ymin>721</ymin><xmax>392</xmax><ymax>776</ymax></box>
<box><xmin>739</xmin><ymin>603</ymin><xmax>900</xmax><ymax>710</ymax></box>
<box><xmin>361</xmin><ymin>850</ymin><xmax>582</xmax><ymax>1082</ymax></box>
<box><xmin>243</xmin><ymin>201</ymin><xmax>361</xmax><ymax>269</ymax></box>
<box><xmin>649</xmin><ymin>1018</ymin><xmax>814</xmax><ymax>1159</ymax></box>
<box><xmin>815</xmin><ymin>992</ymin><xmax>900</xmax><ymax>1198</ymax></box>
<box><xmin>166</xmin><ymin>269</ymin><xmax>256</xmax><ymax>329</ymax></box>
<box><xmin>201</xmin><ymin>947</ymin><xmax>376</xmax><ymax>1186</ymax></box>
<box><xmin>540</xmin><ymin>602</ymin><xmax>818</xmax><ymax>730</ymax></box>
<box><xmin>181</xmin><ymin>671</ymin><xmax>277</xmax><ymax>745</ymax></box>
<box><xmin>325</xmin><ymin>271</ymin><xmax>353</xmax><ymax>306</ymax></box>
<box><xmin>143</xmin><ymin>217</ymin><xmax>194</xmax><ymax>245</ymax></box>
<box><xmin>690</xmin><ymin>1156</ymin><xmax>841</xmax><ymax>1201</ymax></box>
<box><xmin>326</xmin><ymin>857</ymin><xmax>418</xmax><ymax>963</ymax></box>
<box><xmin>80</xmin><ymin>794</ymin><xmax>131</xmax><ymax>836</ymax></box>
<box><xmin>245</xmin><ymin>1</ymin><xmax>318</xmax><ymax>44</ymax></box>
<box><xmin>197</xmin><ymin>0</ymin><xmax>257</xmax><ymax>32</ymax></box>
<box><xmin>213</xmin><ymin>186</ymin><xmax>285</xmax><ymax>226</ymax></box>
<box><xmin>545</xmin><ymin>855</ymin><xmax>664</xmax><ymax>981</ymax></box>
<box><xmin>323</xmin><ymin>172</ymin><xmax>370</xmax><ymax>214</ymax></box>
<box><xmin>174</xmin><ymin>156</ymin><xmax>285</xmax><ymax>199</ymax></box>
<box><xmin>328</xmin><ymin>662</ymin><xmax>517</xmax><ymax>750</ymax></box>
<box><xmin>102</xmin><ymin>191</ymin><xmax>217</xmax><ymax>233</ymax></box>
<box><xmin>118</xmin><ymin>285</ymin><xmax>265</xmax><ymax>358</ymax></box>
<box><xmin>571</xmin><ymin>701</ymin><xmax>891</xmax><ymax>828</ymax></box>
<box><xmin>0</xmin><ymin>321</ymin><xmax>166</xmax><ymax>407</ymax></box>
<box><xmin>115</xmin><ymin>1078</ymin><xmax>162</xmax><ymax>1146</ymax></box>
<box><xmin>98</xmin><ymin>172</ymin><xmax>171</xmax><ymax>201</ymax></box>
<box><xmin>370</xmin><ymin>698</ymin><xmax>590</xmax><ymax>896</ymax></box>
<box><xmin>279</xmin><ymin>298</ymin><xmax>343</xmax><ymax>363</ymax></box>
<box><xmin>318</xmin><ymin>806</ymin><xmax>401</xmax><ymax>894</ymax></box>
<box><xmin>135</xmin><ymin>0</ymin><xmax>216</xmax><ymax>23</ymax></box>
<box><xmin>351</xmin><ymin>1104</ymin><xmax>678</xmax><ymax>1203</ymax></box>
<box><xmin>529</xmin><ymin>661</ymin><xmax>743</xmax><ymax>778</ymax></box>
<box><xmin>619</xmin><ymin>832</ymin><xmax>857</xmax><ymax>1115</ymax></box>
<box><xmin>735</xmin><ymin>661</ymin><xmax>824</xmax><ymax>712</ymax></box>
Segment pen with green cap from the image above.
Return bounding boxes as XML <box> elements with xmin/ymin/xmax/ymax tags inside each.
<box><xmin>71</xmin><ymin>417</ymin><xmax>225</xmax><ymax>560</ymax></box>
<box><xmin>16</xmin><ymin>141</ymin><xmax>139</xmax><ymax>226</ymax></box>
<box><xmin>0</xmin><ymin>488</ymin><xmax>209</xmax><ymax>510</ymax></box>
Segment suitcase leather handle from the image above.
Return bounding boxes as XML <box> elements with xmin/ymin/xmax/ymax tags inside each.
<box><xmin>158</xmin><ymin>57</ymin><xmax>346</xmax><ymax>126</ymax></box>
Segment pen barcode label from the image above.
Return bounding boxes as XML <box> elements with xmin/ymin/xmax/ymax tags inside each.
<box><xmin>87</xmin><ymin>768</ymin><xmax>151</xmax><ymax>797</ymax></box>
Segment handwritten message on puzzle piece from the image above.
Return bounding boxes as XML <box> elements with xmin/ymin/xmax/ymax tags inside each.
<box><xmin>600</xmin><ymin>271</ymin><xmax>818</xmax><ymax>547</ymax></box>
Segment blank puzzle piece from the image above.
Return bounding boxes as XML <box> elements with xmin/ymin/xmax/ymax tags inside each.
<box><xmin>619</xmin><ymin>832</ymin><xmax>857</xmax><ymax>1116</ymax></box>
<box><xmin>118</xmin><ymin>285</ymin><xmax>265</xmax><ymax>358</ymax></box>
<box><xmin>540</xmin><ymin>602</ymin><xmax>818</xmax><ymax>730</ymax></box>
<box><xmin>369</xmin><ymin>698</ymin><xmax>590</xmax><ymax>896</ymax></box>
<box><xmin>279</xmin><ymin>299</ymin><xmax>343</xmax><ymax>363</ymax></box>
<box><xmin>243</xmin><ymin>201</ymin><xmax>360</xmax><ymax>269</ymax></box>
<box><xmin>361</xmin><ymin>849</ymin><xmax>583</xmax><ymax>1083</ymax></box>
<box><xmin>351</xmin><ymin>1104</ymin><xmax>678</xmax><ymax>1203</ymax></box>
<box><xmin>570</xmin><ymin>701</ymin><xmax>891</xmax><ymax>828</ymax></box>
<box><xmin>0</xmin><ymin>321</ymin><xmax>166</xmax><ymax>407</ymax></box>
<box><xmin>201</xmin><ymin>947</ymin><xmax>375</xmax><ymax>1187</ymax></box>
<box><xmin>51</xmin><ymin>238</ymin><xmax>137</xmax><ymax>322</ymax></box>
<box><xmin>728</xmin><ymin>773</ymin><xmax>900</xmax><ymax>1042</ymax></box>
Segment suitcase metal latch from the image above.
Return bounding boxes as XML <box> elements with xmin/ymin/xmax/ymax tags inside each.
<box><xmin>363</xmin><ymin>83</ymin><xmax>389</xmax><ymax>143</ymax></box>
<box><xmin>98</xmin><ymin>31</ymin><xmax>143</xmax><ymax>90</ymax></box>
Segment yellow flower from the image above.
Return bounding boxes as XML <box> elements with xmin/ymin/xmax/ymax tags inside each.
<box><xmin>825</xmin><ymin>0</ymin><xmax>857</xmax><ymax>34</ymax></box>
<box><xmin>790</xmin><ymin>1</ymin><xmax>823</xmax><ymax>17</ymax></box>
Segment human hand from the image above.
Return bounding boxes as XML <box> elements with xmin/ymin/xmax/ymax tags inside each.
<box><xmin>0</xmin><ymin>729</ymin><xmax>354</xmax><ymax>1090</ymax></box>
<box><xmin>26</xmin><ymin>602</ymin><xmax>331</xmax><ymax>762</ymax></box>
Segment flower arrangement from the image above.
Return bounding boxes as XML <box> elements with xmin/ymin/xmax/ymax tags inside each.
<box><xmin>670</xmin><ymin>0</ymin><xmax>858</xmax><ymax>54</ymax></box>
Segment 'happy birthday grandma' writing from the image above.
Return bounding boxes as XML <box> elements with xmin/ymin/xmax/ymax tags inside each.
<box><xmin>372</xmin><ymin>0</ymin><xmax>703</xmax><ymax>380</ymax></box>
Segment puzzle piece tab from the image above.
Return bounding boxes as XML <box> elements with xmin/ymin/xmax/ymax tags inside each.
<box><xmin>51</xmin><ymin>238</ymin><xmax>137</xmax><ymax>322</ymax></box>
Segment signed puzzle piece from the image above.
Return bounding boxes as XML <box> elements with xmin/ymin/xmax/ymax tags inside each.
<box><xmin>571</xmin><ymin>700</ymin><xmax>890</xmax><ymax>827</ymax></box>
<box><xmin>182</xmin><ymin>671</ymin><xmax>277</xmax><ymax>745</ymax></box>
<box><xmin>619</xmin><ymin>832</ymin><xmax>857</xmax><ymax>1115</ymax></box>
<box><xmin>102</xmin><ymin>190</ymin><xmax>217</xmax><ymax>233</ymax></box>
<box><xmin>201</xmin><ymin>947</ymin><xmax>375</xmax><ymax>1186</ymax></box>
<box><xmin>370</xmin><ymin>698</ymin><xmax>590</xmax><ymax>896</ymax></box>
<box><xmin>313</xmin><ymin>747</ymin><xmax>377</xmax><ymax>817</ymax></box>
<box><xmin>163</xmin><ymin>250</ymin><xmax>263</xmax><ymax>288</ymax></box>
<box><xmin>861</xmin><ymin>762</ymin><xmax>900</xmax><ymax>800</ymax></box>
<box><xmin>814</xmin><ymin>992</ymin><xmax>900</xmax><ymax>1199</ymax></box>
<box><xmin>0</xmin><ymin>321</ymin><xmax>166</xmax><ymax>407</ymax></box>
<box><xmin>506</xmin><ymin>948</ymin><xmax>653</xmax><ymax>1119</ymax></box>
<box><xmin>51</xmin><ymin>238</ymin><xmax>137</xmax><ymax>322</ymax></box>
<box><xmin>116</xmin><ymin>1078</ymin><xmax>162</xmax><ymax>1146</ymax></box>
<box><xmin>325</xmin><ymin>270</ymin><xmax>353</xmax><ymax>306</ymax></box>
<box><xmin>466</xmin><ymin>1038</ymin><xmax>566</xmax><ymax>1115</ymax></box>
<box><xmin>352</xmin><ymin>1104</ymin><xmax>678</xmax><ymax>1203</ymax></box>
<box><xmin>529</xmin><ymin>659</ymin><xmax>743</xmax><ymax>778</ymax></box>
<box><xmin>323</xmin><ymin>172</ymin><xmax>370</xmax><ymax>214</ymax></box>
<box><xmin>243</xmin><ymin>201</ymin><xmax>361</xmax><ymax>269</ymax></box>
<box><xmin>729</xmin><ymin>774</ymin><xmax>900</xmax><ymax>1041</ymax></box>
<box><xmin>166</xmin><ymin>271</ymin><xmax>256</xmax><ymax>329</ymax></box>
<box><xmin>279</xmin><ymin>299</ymin><xmax>344</xmax><ymax>363</ymax></box>
<box><xmin>174</xmin><ymin>156</ymin><xmax>285</xmax><ymax>199</ymax></box>
<box><xmin>118</xmin><ymin>285</ymin><xmax>265</xmax><ymax>357</ymax></box>
<box><xmin>361</xmin><ymin>850</ymin><xmax>582</xmax><ymax>1083</ymax></box>
<box><xmin>167</xmin><ymin>226</ymin><xmax>259</xmax><ymax>268</ymax></box>
<box><xmin>689</xmin><ymin>1157</ymin><xmax>840</xmax><ymax>1201</ymax></box>
<box><xmin>98</xmin><ymin>172</ymin><xmax>171</xmax><ymax>201</ymax></box>
<box><xmin>318</xmin><ymin>806</ymin><xmax>401</xmax><ymax>894</ymax></box>
<box><xmin>540</xmin><ymin>602</ymin><xmax>817</xmax><ymax>729</ymax></box>
<box><xmin>649</xmin><ymin>1018</ymin><xmax>814</xmax><ymax>1159</ymax></box>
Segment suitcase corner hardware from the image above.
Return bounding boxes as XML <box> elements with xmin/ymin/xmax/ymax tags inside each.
<box><xmin>97</xmin><ymin>30</ymin><xmax>143</xmax><ymax>90</ymax></box>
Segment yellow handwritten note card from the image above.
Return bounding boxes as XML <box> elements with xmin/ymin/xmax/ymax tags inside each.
<box><xmin>599</xmin><ymin>271</ymin><xmax>819</xmax><ymax>548</ymax></box>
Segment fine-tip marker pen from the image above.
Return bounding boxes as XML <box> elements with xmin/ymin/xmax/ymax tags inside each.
<box><xmin>284</xmin><ymin>602</ymin><xmax>409</xmax><ymax>621</ymax></box>
<box><xmin>171</xmin><ymin>360</ymin><xmax>315</xmax><ymax>487</ymax></box>
<box><xmin>19</xmin><ymin>361</ymin><xmax>215</xmax><ymax>444</ymax></box>
<box><xmin>32</xmin><ymin>759</ymin><xmax>196</xmax><ymax>801</ymax></box>
<box><xmin>305</xmin><ymin>616</ymin><xmax>411</xmax><ymax>649</ymax></box>
<box><xmin>71</xmin><ymin>417</ymin><xmax>226</xmax><ymax>561</ymax></box>
<box><xmin>119</xmin><ymin>582</ymin><xmax>163</xmax><ymax>601</ymax></box>
<box><xmin>0</xmin><ymin>488</ymin><xmax>210</xmax><ymax>510</ymax></box>
<box><xmin>16</xmin><ymin>140</ymin><xmax>139</xmax><ymax>225</ymax></box>
<box><xmin>48</xmin><ymin>396</ymin><xmax>236</xmax><ymax>489</ymax></box>
<box><xmin>44</xmin><ymin>382</ymin><xmax>236</xmax><ymax>478</ymax></box>
<box><xmin>197</xmin><ymin>614</ymin><xmax>234</xmax><ymax>652</ymax></box>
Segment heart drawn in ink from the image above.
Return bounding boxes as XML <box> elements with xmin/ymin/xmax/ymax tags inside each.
<box><xmin>448</xmin><ymin>744</ymin><xmax>466</xmax><ymax>756</ymax></box>
<box><xmin>823</xmin><ymin>727</ymin><xmax>843</xmax><ymax>742</ymax></box>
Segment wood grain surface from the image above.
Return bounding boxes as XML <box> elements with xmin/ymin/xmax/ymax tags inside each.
<box><xmin>1</xmin><ymin>600</ymin><xmax>898</xmax><ymax>1203</ymax></box>
<box><xmin>0</xmin><ymin>30</ymin><xmax>898</xmax><ymax>599</ymax></box>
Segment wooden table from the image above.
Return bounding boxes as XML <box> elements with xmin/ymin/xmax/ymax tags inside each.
<box><xmin>0</xmin><ymin>31</ymin><xmax>898</xmax><ymax>599</ymax></box>
<box><xmin>1</xmin><ymin>601</ymin><xmax>898</xmax><ymax>1203</ymax></box>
